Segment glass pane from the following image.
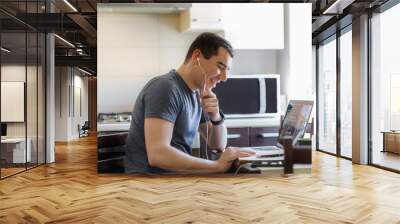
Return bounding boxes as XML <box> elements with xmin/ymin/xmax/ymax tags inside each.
<box><xmin>26</xmin><ymin>0</ymin><xmax>40</xmax><ymax>170</ymax></box>
<box><xmin>27</xmin><ymin>31</ymin><xmax>38</xmax><ymax>169</ymax></box>
<box><xmin>38</xmin><ymin>32</ymin><xmax>45</xmax><ymax>165</ymax></box>
<box><xmin>318</xmin><ymin>37</ymin><xmax>337</xmax><ymax>154</ymax></box>
<box><xmin>371</xmin><ymin>4</ymin><xmax>400</xmax><ymax>171</ymax></box>
<box><xmin>1</xmin><ymin>29</ymin><xmax>27</xmax><ymax>177</ymax></box>
<box><xmin>340</xmin><ymin>29</ymin><xmax>352</xmax><ymax>158</ymax></box>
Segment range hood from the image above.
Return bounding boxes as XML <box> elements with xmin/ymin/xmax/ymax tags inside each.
<box><xmin>97</xmin><ymin>3</ymin><xmax>191</xmax><ymax>14</ymax></box>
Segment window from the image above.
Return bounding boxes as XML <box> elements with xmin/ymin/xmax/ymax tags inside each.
<box><xmin>339</xmin><ymin>28</ymin><xmax>352</xmax><ymax>158</ymax></box>
<box><xmin>370</xmin><ymin>3</ymin><xmax>400</xmax><ymax>171</ymax></box>
<box><xmin>318</xmin><ymin>36</ymin><xmax>337</xmax><ymax>155</ymax></box>
<box><xmin>0</xmin><ymin>1</ymin><xmax>47</xmax><ymax>179</ymax></box>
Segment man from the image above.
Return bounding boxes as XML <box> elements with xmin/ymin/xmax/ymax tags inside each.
<box><xmin>124</xmin><ymin>32</ymin><xmax>255</xmax><ymax>174</ymax></box>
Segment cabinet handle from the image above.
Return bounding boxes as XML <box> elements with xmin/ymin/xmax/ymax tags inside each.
<box><xmin>257</xmin><ymin>133</ymin><xmax>279</xmax><ymax>138</ymax></box>
<box><xmin>192</xmin><ymin>18</ymin><xmax>221</xmax><ymax>23</ymax></box>
<box><xmin>227</xmin><ymin>134</ymin><xmax>241</xmax><ymax>139</ymax></box>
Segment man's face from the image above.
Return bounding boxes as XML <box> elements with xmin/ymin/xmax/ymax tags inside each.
<box><xmin>198</xmin><ymin>47</ymin><xmax>232</xmax><ymax>90</ymax></box>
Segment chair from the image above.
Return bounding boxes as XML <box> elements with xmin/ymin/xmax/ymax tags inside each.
<box><xmin>78</xmin><ymin>121</ymin><xmax>90</xmax><ymax>138</ymax></box>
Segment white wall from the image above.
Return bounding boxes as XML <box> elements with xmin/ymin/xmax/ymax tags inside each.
<box><xmin>230</xmin><ymin>50</ymin><xmax>278</xmax><ymax>75</ymax></box>
<box><xmin>312</xmin><ymin>45</ymin><xmax>317</xmax><ymax>96</ymax></box>
<box><xmin>77</xmin><ymin>75</ymin><xmax>89</xmax><ymax>124</ymax></box>
<box><xmin>278</xmin><ymin>4</ymin><xmax>312</xmax><ymax>101</ymax></box>
<box><xmin>55</xmin><ymin>67</ymin><xmax>69</xmax><ymax>141</ymax></box>
<box><xmin>55</xmin><ymin>67</ymin><xmax>89</xmax><ymax>141</ymax></box>
<box><xmin>98</xmin><ymin>11</ymin><xmax>202</xmax><ymax>114</ymax></box>
<box><xmin>72</xmin><ymin>74</ymin><xmax>89</xmax><ymax>138</ymax></box>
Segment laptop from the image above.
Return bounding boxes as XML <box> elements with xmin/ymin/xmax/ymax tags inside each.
<box><xmin>239</xmin><ymin>100</ymin><xmax>314</xmax><ymax>162</ymax></box>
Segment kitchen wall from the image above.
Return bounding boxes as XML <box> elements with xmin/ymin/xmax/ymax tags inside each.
<box><xmin>97</xmin><ymin>9</ymin><xmax>279</xmax><ymax>114</ymax></box>
<box><xmin>98</xmin><ymin>11</ymin><xmax>200</xmax><ymax>114</ymax></box>
<box><xmin>231</xmin><ymin>50</ymin><xmax>278</xmax><ymax>75</ymax></box>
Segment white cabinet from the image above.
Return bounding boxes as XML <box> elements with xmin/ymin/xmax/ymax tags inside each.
<box><xmin>179</xmin><ymin>3</ymin><xmax>284</xmax><ymax>49</ymax></box>
<box><xmin>222</xmin><ymin>3</ymin><xmax>284</xmax><ymax>49</ymax></box>
<box><xmin>179</xmin><ymin>3</ymin><xmax>223</xmax><ymax>32</ymax></box>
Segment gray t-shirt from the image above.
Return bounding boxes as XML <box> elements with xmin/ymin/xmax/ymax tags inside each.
<box><xmin>124</xmin><ymin>70</ymin><xmax>203</xmax><ymax>173</ymax></box>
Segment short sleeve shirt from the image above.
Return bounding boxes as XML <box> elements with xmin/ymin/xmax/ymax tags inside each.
<box><xmin>124</xmin><ymin>70</ymin><xmax>203</xmax><ymax>173</ymax></box>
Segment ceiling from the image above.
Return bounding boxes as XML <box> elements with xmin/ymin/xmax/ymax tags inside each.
<box><xmin>311</xmin><ymin>0</ymin><xmax>391</xmax><ymax>44</ymax></box>
<box><xmin>1</xmin><ymin>0</ymin><xmax>97</xmax><ymax>74</ymax></box>
<box><xmin>0</xmin><ymin>0</ymin><xmax>395</xmax><ymax>75</ymax></box>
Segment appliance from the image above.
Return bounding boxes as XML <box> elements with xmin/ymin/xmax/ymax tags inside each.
<box><xmin>1</xmin><ymin>123</ymin><xmax>7</xmax><ymax>139</ymax></box>
<box><xmin>213</xmin><ymin>74</ymin><xmax>280</xmax><ymax>118</ymax></box>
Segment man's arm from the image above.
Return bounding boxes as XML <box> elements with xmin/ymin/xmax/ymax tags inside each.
<box><xmin>145</xmin><ymin>117</ymin><xmax>223</xmax><ymax>173</ymax></box>
<box><xmin>145</xmin><ymin>118</ymin><xmax>256</xmax><ymax>173</ymax></box>
<box><xmin>198</xmin><ymin>121</ymin><xmax>227</xmax><ymax>151</ymax></box>
<box><xmin>199</xmin><ymin>88</ymin><xmax>227</xmax><ymax>151</ymax></box>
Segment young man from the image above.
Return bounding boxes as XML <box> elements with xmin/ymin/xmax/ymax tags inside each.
<box><xmin>124</xmin><ymin>32</ymin><xmax>255</xmax><ymax>174</ymax></box>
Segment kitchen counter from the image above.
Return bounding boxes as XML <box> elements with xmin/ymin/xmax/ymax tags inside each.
<box><xmin>97</xmin><ymin>121</ymin><xmax>130</xmax><ymax>132</ymax></box>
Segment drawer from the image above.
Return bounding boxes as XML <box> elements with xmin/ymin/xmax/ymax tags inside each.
<box><xmin>250</xmin><ymin>127</ymin><xmax>280</xmax><ymax>146</ymax></box>
<box><xmin>227</xmin><ymin>127</ymin><xmax>249</xmax><ymax>147</ymax></box>
<box><xmin>293</xmin><ymin>148</ymin><xmax>312</xmax><ymax>164</ymax></box>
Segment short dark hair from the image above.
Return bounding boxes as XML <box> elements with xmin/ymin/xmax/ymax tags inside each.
<box><xmin>184</xmin><ymin>32</ymin><xmax>234</xmax><ymax>63</ymax></box>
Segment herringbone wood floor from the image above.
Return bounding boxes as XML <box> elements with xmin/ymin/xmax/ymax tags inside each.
<box><xmin>1</xmin><ymin>136</ymin><xmax>400</xmax><ymax>224</ymax></box>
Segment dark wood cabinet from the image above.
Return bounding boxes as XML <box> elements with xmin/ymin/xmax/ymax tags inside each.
<box><xmin>97</xmin><ymin>132</ymin><xmax>128</xmax><ymax>173</ymax></box>
<box><xmin>226</xmin><ymin>127</ymin><xmax>249</xmax><ymax>147</ymax></box>
<box><xmin>249</xmin><ymin>127</ymin><xmax>280</xmax><ymax>146</ymax></box>
<box><xmin>227</xmin><ymin>126</ymin><xmax>280</xmax><ymax>147</ymax></box>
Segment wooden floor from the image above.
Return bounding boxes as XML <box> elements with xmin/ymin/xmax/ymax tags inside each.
<box><xmin>1</xmin><ymin>163</ymin><xmax>45</xmax><ymax>178</ymax></box>
<box><xmin>372</xmin><ymin>150</ymin><xmax>400</xmax><ymax>171</ymax></box>
<box><xmin>1</xmin><ymin>167</ymin><xmax>26</xmax><ymax>178</ymax></box>
<box><xmin>1</xmin><ymin>136</ymin><xmax>400</xmax><ymax>223</ymax></box>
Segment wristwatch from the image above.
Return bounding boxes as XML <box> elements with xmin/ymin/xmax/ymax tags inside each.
<box><xmin>210</xmin><ymin>110</ymin><xmax>225</xmax><ymax>126</ymax></box>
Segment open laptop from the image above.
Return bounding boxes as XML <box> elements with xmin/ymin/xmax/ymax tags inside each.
<box><xmin>239</xmin><ymin>100</ymin><xmax>314</xmax><ymax>162</ymax></box>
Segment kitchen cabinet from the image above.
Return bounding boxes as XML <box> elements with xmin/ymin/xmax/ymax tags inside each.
<box><xmin>180</xmin><ymin>3</ymin><xmax>285</xmax><ymax>49</ymax></box>
<box><xmin>198</xmin><ymin>125</ymin><xmax>280</xmax><ymax>160</ymax></box>
<box><xmin>199</xmin><ymin>124</ymin><xmax>279</xmax><ymax>150</ymax></box>
<box><xmin>227</xmin><ymin>126</ymin><xmax>280</xmax><ymax>147</ymax></box>
<box><xmin>226</xmin><ymin>127</ymin><xmax>250</xmax><ymax>147</ymax></box>
<box><xmin>179</xmin><ymin>3</ymin><xmax>223</xmax><ymax>32</ymax></box>
<box><xmin>222</xmin><ymin>3</ymin><xmax>284</xmax><ymax>49</ymax></box>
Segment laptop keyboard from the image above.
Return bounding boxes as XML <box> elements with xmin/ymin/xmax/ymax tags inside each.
<box><xmin>241</xmin><ymin>146</ymin><xmax>284</xmax><ymax>158</ymax></box>
<box><xmin>252</xmin><ymin>146</ymin><xmax>282</xmax><ymax>151</ymax></box>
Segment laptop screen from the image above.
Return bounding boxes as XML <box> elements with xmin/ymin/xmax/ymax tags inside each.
<box><xmin>278</xmin><ymin>100</ymin><xmax>313</xmax><ymax>144</ymax></box>
<box><xmin>1</xmin><ymin>123</ymin><xmax>7</xmax><ymax>137</ymax></box>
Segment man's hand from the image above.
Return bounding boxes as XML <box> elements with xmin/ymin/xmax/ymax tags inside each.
<box><xmin>214</xmin><ymin>147</ymin><xmax>256</xmax><ymax>172</ymax></box>
<box><xmin>201</xmin><ymin>88</ymin><xmax>221</xmax><ymax>122</ymax></box>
